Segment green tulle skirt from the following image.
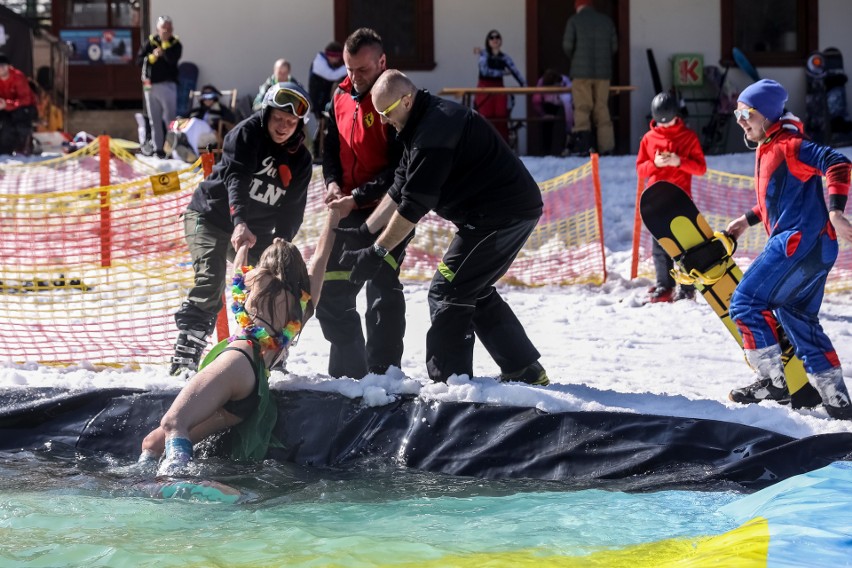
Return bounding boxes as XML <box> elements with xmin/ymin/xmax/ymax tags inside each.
<box><xmin>202</xmin><ymin>338</ymin><xmax>281</xmax><ymax>461</ymax></box>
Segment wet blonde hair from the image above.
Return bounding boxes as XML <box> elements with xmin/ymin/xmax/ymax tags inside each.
<box><xmin>245</xmin><ymin>238</ymin><xmax>313</xmax><ymax>332</ymax></box>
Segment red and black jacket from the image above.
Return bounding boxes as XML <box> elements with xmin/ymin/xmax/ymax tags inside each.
<box><xmin>322</xmin><ymin>76</ymin><xmax>402</xmax><ymax>209</ymax></box>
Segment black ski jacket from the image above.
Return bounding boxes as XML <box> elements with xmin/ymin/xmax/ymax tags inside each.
<box><xmin>136</xmin><ymin>34</ymin><xmax>182</xmax><ymax>84</ymax></box>
<box><xmin>388</xmin><ymin>90</ymin><xmax>542</xmax><ymax>227</ymax></box>
<box><xmin>187</xmin><ymin>113</ymin><xmax>312</xmax><ymax>241</ymax></box>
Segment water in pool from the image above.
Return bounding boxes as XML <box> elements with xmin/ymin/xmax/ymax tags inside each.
<box><xmin>0</xmin><ymin>444</ymin><xmax>743</xmax><ymax>567</ymax></box>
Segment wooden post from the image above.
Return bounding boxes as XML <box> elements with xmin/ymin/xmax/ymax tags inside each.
<box><xmin>98</xmin><ymin>135</ymin><xmax>111</xmax><ymax>268</ymax></box>
<box><xmin>630</xmin><ymin>177</ymin><xmax>646</xmax><ymax>280</ymax></box>
<box><xmin>590</xmin><ymin>153</ymin><xmax>607</xmax><ymax>283</ymax></box>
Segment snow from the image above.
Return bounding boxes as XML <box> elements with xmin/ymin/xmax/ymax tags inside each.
<box><xmin>3</xmin><ymin>147</ymin><xmax>852</xmax><ymax>441</ymax></box>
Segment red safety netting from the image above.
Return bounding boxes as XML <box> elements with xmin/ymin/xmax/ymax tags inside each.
<box><xmin>0</xmin><ymin>144</ymin><xmax>606</xmax><ymax>366</ymax></box>
<box><xmin>631</xmin><ymin>169</ymin><xmax>852</xmax><ymax>292</ymax></box>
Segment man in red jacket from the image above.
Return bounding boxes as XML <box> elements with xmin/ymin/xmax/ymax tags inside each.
<box><xmin>0</xmin><ymin>53</ymin><xmax>37</xmax><ymax>155</ymax></box>
<box><xmin>636</xmin><ymin>91</ymin><xmax>707</xmax><ymax>303</ymax></box>
<box><xmin>317</xmin><ymin>28</ymin><xmax>408</xmax><ymax>380</ymax></box>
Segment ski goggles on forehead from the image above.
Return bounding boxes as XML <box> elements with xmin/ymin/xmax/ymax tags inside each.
<box><xmin>271</xmin><ymin>88</ymin><xmax>310</xmax><ymax>119</ymax></box>
<box><xmin>734</xmin><ymin>107</ymin><xmax>756</xmax><ymax>121</ymax></box>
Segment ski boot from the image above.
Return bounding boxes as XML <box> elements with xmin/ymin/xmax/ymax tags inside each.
<box><xmin>647</xmin><ymin>285</ymin><xmax>674</xmax><ymax>304</ymax></box>
<box><xmin>500</xmin><ymin>360</ymin><xmax>550</xmax><ymax>386</ymax></box>
<box><xmin>729</xmin><ymin>345</ymin><xmax>790</xmax><ymax>404</ymax></box>
<box><xmin>672</xmin><ymin>285</ymin><xmax>696</xmax><ymax>302</ymax></box>
<box><xmin>169</xmin><ymin>328</ymin><xmax>208</xmax><ymax>376</ymax></box>
<box><xmin>808</xmin><ymin>367</ymin><xmax>852</xmax><ymax>420</ymax></box>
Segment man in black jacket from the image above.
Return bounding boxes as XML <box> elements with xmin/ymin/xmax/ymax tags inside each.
<box><xmin>335</xmin><ymin>69</ymin><xmax>548</xmax><ymax>385</ymax></box>
<box><xmin>169</xmin><ymin>82</ymin><xmax>313</xmax><ymax>375</ymax></box>
<box><xmin>136</xmin><ymin>15</ymin><xmax>182</xmax><ymax>158</ymax></box>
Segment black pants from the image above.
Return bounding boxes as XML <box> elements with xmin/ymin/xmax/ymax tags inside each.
<box><xmin>651</xmin><ymin>239</ymin><xmax>676</xmax><ymax>289</ymax></box>
<box><xmin>0</xmin><ymin>106</ymin><xmax>36</xmax><ymax>155</ymax></box>
<box><xmin>316</xmin><ymin>208</ymin><xmax>412</xmax><ymax>378</ymax></box>
<box><xmin>426</xmin><ymin>217</ymin><xmax>541</xmax><ymax>382</ymax></box>
<box><xmin>174</xmin><ymin>211</ymin><xmax>274</xmax><ymax>333</ymax></box>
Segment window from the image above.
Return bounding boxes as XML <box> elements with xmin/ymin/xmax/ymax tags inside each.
<box><xmin>334</xmin><ymin>0</ymin><xmax>435</xmax><ymax>70</ymax></box>
<box><xmin>68</xmin><ymin>0</ymin><xmax>108</xmax><ymax>27</ymax></box>
<box><xmin>721</xmin><ymin>0</ymin><xmax>817</xmax><ymax>67</ymax></box>
<box><xmin>65</xmin><ymin>0</ymin><xmax>139</xmax><ymax>28</ymax></box>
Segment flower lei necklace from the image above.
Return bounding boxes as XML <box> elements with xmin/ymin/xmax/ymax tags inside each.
<box><xmin>229</xmin><ymin>266</ymin><xmax>310</xmax><ymax>352</ymax></box>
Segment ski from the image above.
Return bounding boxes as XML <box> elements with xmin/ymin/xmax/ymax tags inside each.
<box><xmin>732</xmin><ymin>48</ymin><xmax>760</xmax><ymax>82</ymax></box>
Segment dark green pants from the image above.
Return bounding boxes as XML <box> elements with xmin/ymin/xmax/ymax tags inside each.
<box><xmin>175</xmin><ymin>210</ymin><xmax>273</xmax><ymax>332</ymax></box>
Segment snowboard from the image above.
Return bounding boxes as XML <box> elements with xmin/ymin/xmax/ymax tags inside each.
<box><xmin>732</xmin><ymin>48</ymin><xmax>760</xmax><ymax>82</ymax></box>
<box><xmin>805</xmin><ymin>50</ymin><xmax>831</xmax><ymax>143</ymax></box>
<box><xmin>700</xmin><ymin>63</ymin><xmax>734</xmax><ymax>154</ymax></box>
<box><xmin>136</xmin><ymin>478</ymin><xmax>243</xmax><ymax>503</ymax></box>
<box><xmin>176</xmin><ymin>61</ymin><xmax>199</xmax><ymax>118</ymax></box>
<box><xmin>646</xmin><ymin>48</ymin><xmax>663</xmax><ymax>94</ymax></box>
<box><xmin>823</xmin><ymin>47</ymin><xmax>852</xmax><ymax>140</ymax></box>
<box><xmin>639</xmin><ymin>181</ymin><xmax>822</xmax><ymax>409</ymax></box>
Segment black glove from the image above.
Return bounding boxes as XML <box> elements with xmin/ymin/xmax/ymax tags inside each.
<box><xmin>333</xmin><ymin>223</ymin><xmax>374</xmax><ymax>250</ymax></box>
<box><xmin>339</xmin><ymin>245</ymin><xmax>385</xmax><ymax>284</ymax></box>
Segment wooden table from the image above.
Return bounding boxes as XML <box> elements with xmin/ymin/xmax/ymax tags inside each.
<box><xmin>438</xmin><ymin>85</ymin><xmax>636</xmax><ymax>108</ymax></box>
<box><xmin>438</xmin><ymin>85</ymin><xmax>636</xmax><ymax>153</ymax></box>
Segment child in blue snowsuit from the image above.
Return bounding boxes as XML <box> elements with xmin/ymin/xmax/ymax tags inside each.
<box><xmin>726</xmin><ymin>79</ymin><xmax>852</xmax><ymax>420</ymax></box>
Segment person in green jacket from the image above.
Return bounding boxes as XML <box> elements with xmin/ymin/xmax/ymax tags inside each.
<box><xmin>562</xmin><ymin>0</ymin><xmax>618</xmax><ymax>155</ymax></box>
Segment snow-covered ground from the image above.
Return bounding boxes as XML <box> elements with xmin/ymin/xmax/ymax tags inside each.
<box><xmin>3</xmin><ymin>147</ymin><xmax>852</xmax><ymax>440</ymax></box>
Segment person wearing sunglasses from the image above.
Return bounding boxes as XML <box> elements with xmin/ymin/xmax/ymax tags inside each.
<box><xmin>316</xmin><ymin>28</ymin><xmax>409</xmax><ymax>381</ymax></box>
<box><xmin>165</xmin><ymin>84</ymin><xmax>238</xmax><ymax>162</ymax></box>
<box><xmin>308</xmin><ymin>41</ymin><xmax>348</xmax><ymax>161</ymax></box>
<box><xmin>335</xmin><ymin>69</ymin><xmax>549</xmax><ymax>387</ymax></box>
<box><xmin>168</xmin><ymin>82</ymin><xmax>313</xmax><ymax>376</ymax></box>
<box><xmin>473</xmin><ymin>29</ymin><xmax>525</xmax><ymax>142</ymax></box>
<box><xmin>724</xmin><ymin>79</ymin><xmax>852</xmax><ymax>420</ymax></box>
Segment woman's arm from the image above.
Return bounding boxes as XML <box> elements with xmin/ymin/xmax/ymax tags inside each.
<box><xmin>308</xmin><ymin>208</ymin><xmax>342</xmax><ymax>306</ymax></box>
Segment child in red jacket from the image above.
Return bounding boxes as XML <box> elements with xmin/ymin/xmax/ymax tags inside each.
<box><xmin>636</xmin><ymin>92</ymin><xmax>707</xmax><ymax>303</ymax></box>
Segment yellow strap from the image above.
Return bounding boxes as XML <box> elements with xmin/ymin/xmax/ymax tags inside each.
<box><xmin>713</xmin><ymin>231</ymin><xmax>736</xmax><ymax>257</ymax></box>
<box><xmin>671</xmin><ymin>262</ymin><xmax>728</xmax><ymax>286</ymax></box>
<box><xmin>438</xmin><ymin>261</ymin><xmax>455</xmax><ymax>282</ymax></box>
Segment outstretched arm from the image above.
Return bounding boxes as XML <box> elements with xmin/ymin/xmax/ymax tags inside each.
<box><xmin>307</xmin><ymin>209</ymin><xmax>342</xmax><ymax>306</ymax></box>
<box><xmin>233</xmin><ymin>243</ymin><xmax>250</xmax><ymax>271</ymax></box>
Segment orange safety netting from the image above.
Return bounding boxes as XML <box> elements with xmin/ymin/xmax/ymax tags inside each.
<box><xmin>0</xmin><ymin>138</ymin><xmax>160</xmax><ymax>195</ymax></box>
<box><xmin>631</xmin><ymin>169</ymin><xmax>852</xmax><ymax>292</ymax></box>
<box><xmin>295</xmin><ymin>154</ymin><xmax>607</xmax><ymax>287</ymax></box>
<box><xmin>0</xmin><ymin>144</ymin><xmax>605</xmax><ymax>366</ymax></box>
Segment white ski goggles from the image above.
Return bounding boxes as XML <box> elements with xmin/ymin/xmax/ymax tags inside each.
<box><xmin>734</xmin><ymin>107</ymin><xmax>756</xmax><ymax>121</ymax></box>
<box><xmin>270</xmin><ymin>88</ymin><xmax>310</xmax><ymax>119</ymax></box>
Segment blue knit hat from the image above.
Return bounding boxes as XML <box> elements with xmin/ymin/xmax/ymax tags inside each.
<box><xmin>738</xmin><ymin>79</ymin><xmax>787</xmax><ymax>123</ymax></box>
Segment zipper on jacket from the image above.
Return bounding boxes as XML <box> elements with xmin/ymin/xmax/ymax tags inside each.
<box><xmin>348</xmin><ymin>102</ymin><xmax>359</xmax><ymax>189</ymax></box>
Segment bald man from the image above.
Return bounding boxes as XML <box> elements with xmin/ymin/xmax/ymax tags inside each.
<box><xmin>334</xmin><ymin>69</ymin><xmax>548</xmax><ymax>386</ymax></box>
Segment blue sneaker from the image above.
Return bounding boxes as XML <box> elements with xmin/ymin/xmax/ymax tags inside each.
<box><xmin>157</xmin><ymin>437</ymin><xmax>193</xmax><ymax>477</ymax></box>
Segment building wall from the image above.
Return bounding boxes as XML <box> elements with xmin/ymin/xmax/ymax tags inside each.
<box><xmin>148</xmin><ymin>0</ymin><xmax>526</xmax><ymax>123</ymax></box>
<box><xmin>630</xmin><ymin>0</ymin><xmax>852</xmax><ymax>152</ymax></box>
<box><xmin>151</xmin><ymin>0</ymin><xmax>850</xmax><ymax>154</ymax></box>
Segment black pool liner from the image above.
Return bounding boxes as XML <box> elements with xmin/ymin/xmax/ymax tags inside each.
<box><xmin>1</xmin><ymin>387</ymin><xmax>850</xmax><ymax>490</ymax></box>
